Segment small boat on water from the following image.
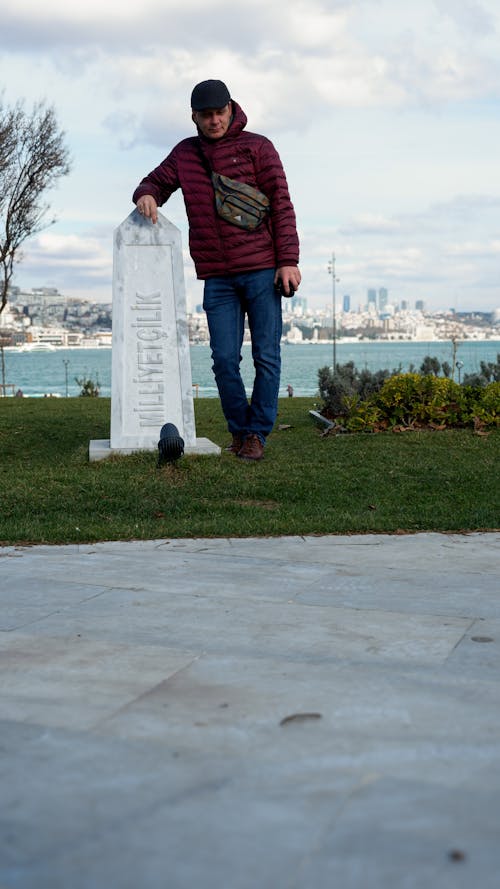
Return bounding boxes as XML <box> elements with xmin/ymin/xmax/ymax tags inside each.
<box><xmin>18</xmin><ymin>342</ymin><xmax>57</xmax><ymax>352</ymax></box>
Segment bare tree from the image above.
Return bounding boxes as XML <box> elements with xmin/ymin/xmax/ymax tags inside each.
<box><xmin>0</xmin><ymin>98</ymin><xmax>71</xmax><ymax>314</ymax></box>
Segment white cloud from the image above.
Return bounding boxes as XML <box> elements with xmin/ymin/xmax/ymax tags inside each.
<box><xmin>434</xmin><ymin>0</ymin><xmax>497</xmax><ymax>37</ymax></box>
<box><xmin>444</xmin><ymin>240</ymin><xmax>500</xmax><ymax>258</ymax></box>
<box><xmin>19</xmin><ymin>232</ymin><xmax>112</xmax><ymax>286</ymax></box>
<box><xmin>340</xmin><ymin>215</ymin><xmax>402</xmax><ymax>235</ymax></box>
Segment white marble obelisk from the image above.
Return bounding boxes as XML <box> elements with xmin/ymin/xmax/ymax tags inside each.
<box><xmin>89</xmin><ymin>210</ymin><xmax>220</xmax><ymax>460</ymax></box>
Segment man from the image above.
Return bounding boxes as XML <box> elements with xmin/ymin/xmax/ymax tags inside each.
<box><xmin>133</xmin><ymin>79</ymin><xmax>301</xmax><ymax>461</ymax></box>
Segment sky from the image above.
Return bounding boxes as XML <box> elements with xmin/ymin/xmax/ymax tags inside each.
<box><xmin>1</xmin><ymin>0</ymin><xmax>500</xmax><ymax>314</ymax></box>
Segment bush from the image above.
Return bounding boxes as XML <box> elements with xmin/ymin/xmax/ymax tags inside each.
<box><xmin>463</xmin><ymin>354</ymin><xmax>500</xmax><ymax>386</ymax></box>
<box><xmin>375</xmin><ymin>374</ymin><xmax>468</xmax><ymax>427</ymax></box>
<box><xmin>318</xmin><ymin>362</ymin><xmax>396</xmax><ymax>418</ymax></box>
<box><xmin>472</xmin><ymin>381</ymin><xmax>500</xmax><ymax>427</ymax></box>
<box><xmin>342</xmin><ymin>394</ymin><xmax>382</xmax><ymax>432</ymax></box>
<box><xmin>317</xmin><ymin>367</ymin><xmax>500</xmax><ymax>432</ymax></box>
<box><xmin>75</xmin><ymin>375</ymin><xmax>100</xmax><ymax>397</ymax></box>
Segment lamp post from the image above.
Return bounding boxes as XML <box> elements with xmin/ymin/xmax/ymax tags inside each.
<box><xmin>456</xmin><ymin>360</ymin><xmax>464</xmax><ymax>385</ymax></box>
<box><xmin>327</xmin><ymin>252</ymin><xmax>339</xmax><ymax>374</ymax></box>
<box><xmin>63</xmin><ymin>358</ymin><xmax>69</xmax><ymax>397</ymax></box>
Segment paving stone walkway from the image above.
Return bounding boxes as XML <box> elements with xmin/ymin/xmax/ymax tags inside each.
<box><xmin>1</xmin><ymin>532</ymin><xmax>499</xmax><ymax>888</ymax></box>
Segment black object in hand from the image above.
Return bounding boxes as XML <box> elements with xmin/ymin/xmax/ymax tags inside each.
<box><xmin>275</xmin><ymin>279</ymin><xmax>295</xmax><ymax>298</ymax></box>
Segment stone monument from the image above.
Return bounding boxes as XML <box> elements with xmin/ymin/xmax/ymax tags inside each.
<box><xmin>89</xmin><ymin>210</ymin><xmax>220</xmax><ymax>461</ymax></box>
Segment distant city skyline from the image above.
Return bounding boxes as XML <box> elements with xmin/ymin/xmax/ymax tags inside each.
<box><xmin>2</xmin><ymin>1</ymin><xmax>500</xmax><ymax>313</ymax></box>
<box><xmin>8</xmin><ymin>282</ymin><xmax>500</xmax><ymax>321</ymax></box>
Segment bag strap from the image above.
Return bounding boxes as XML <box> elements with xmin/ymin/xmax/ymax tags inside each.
<box><xmin>197</xmin><ymin>142</ymin><xmax>215</xmax><ymax>177</ymax></box>
<box><xmin>196</xmin><ymin>140</ymin><xmax>262</xmax><ymax>188</ymax></box>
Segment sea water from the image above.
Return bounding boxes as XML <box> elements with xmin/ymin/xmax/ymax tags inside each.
<box><xmin>2</xmin><ymin>340</ymin><xmax>499</xmax><ymax>398</ymax></box>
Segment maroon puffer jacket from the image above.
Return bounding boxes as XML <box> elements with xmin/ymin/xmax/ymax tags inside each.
<box><xmin>132</xmin><ymin>102</ymin><xmax>299</xmax><ymax>279</ymax></box>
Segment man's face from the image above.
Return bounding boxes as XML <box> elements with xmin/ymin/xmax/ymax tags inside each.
<box><xmin>192</xmin><ymin>104</ymin><xmax>232</xmax><ymax>139</ymax></box>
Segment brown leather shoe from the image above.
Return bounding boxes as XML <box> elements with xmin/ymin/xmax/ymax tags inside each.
<box><xmin>225</xmin><ymin>434</ymin><xmax>244</xmax><ymax>454</ymax></box>
<box><xmin>237</xmin><ymin>434</ymin><xmax>264</xmax><ymax>461</ymax></box>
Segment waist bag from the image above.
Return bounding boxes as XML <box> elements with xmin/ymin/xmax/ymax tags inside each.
<box><xmin>211</xmin><ymin>171</ymin><xmax>270</xmax><ymax>231</ymax></box>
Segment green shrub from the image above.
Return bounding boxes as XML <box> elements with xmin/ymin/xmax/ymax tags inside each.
<box><xmin>375</xmin><ymin>374</ymin><xmax>469</xmax><ymax>427</ymax></box>
<box><xmin>463</xmin><ymin>353</ymin><xmax>500</xmax><ymax>386</ymax></box>
<box><xmin>473</xmin><ymin>381</ymin><xmax>500</xmax><ymax>427</ymax></box>
<box><xmin>342</xmin><ymin>394</ymin><xmax>382</xmax><ymax>432</ymax></box>
<box><xmin>75</xmin><ymin>375</ymin><xmax>100</xmax><ymax>397</ymax></box>
<box><xmin>374</xmin><ymin>373</ymin><xmax>422</xmax><ymax>426</ymax></box>
<box><xmin>317</xmin><ymin>368</ymin><xmax>500</xmax><ymax>432</ymax></box>
<box><xmin>318</xmin><ymin>362</ymin><xmax>395</xmax><ymax>418</ymax></box>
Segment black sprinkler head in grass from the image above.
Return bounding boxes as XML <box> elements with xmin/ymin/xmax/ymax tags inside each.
<box><xmin>158</xmin><ymin>423</ymin><xmax>184</xmax><ymax>465</ymax></box>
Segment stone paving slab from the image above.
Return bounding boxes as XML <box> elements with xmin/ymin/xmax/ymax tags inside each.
<box><xmin>0</xmin><ymin>532</ymin><xmax>499</xmax><ymax>889</ymax></box>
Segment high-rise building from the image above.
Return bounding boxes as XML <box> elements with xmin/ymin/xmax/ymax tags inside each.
<box><xmin>367</xmin><ymin>288</ymin><xmax>377</xmax><ymax>309</ymax></box>
<box><xmin>290</xmin><ymin>295</ymin><xmax>307</xmax><ymax>314</ymax></box>
<box><xmin>415</xmin><ymin>300</ymin><xmax>425</xmax><ymax>312</ymax></box>
<box><xmin>378</xmin><ymin>288</ymin><xmax>388</xmax><ymax>312</ymax></box>
<box><xmin>343</xmin><ymin>294</ymin><xmax>351</xmax><ymax>313</ymax></box>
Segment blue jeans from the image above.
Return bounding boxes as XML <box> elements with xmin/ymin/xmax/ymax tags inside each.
<box><xmin>203</xmin><ymin>269</ymin><xmax>282</xmax><ymax>443</ymax></box>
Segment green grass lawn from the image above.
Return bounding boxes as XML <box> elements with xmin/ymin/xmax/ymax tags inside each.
<box><xmin>1</xmin><ymin>396</ymin><xmax>499</xmax><ymax>544</ymax></box>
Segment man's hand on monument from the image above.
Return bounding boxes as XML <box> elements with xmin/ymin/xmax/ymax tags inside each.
<box><xmin>136</xmin><ymin>195</ymin><xmax>158</xmax><ymax>224</ymax></box>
